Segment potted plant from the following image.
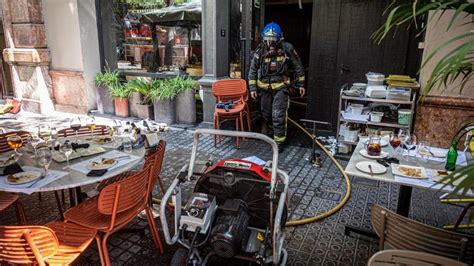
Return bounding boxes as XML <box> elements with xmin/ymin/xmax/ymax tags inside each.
<box><xmin>126</xmin><ymin>78</ymin><xmax>154</xmax><ymax>119</ymax></box>
<box><xmin>95</xmin><ymin>69</ymin><xmax>130</xmax><ymax>117</ymax></box>
<box><xmin>174</xmin><ymin>76</ymin><xmax>197</xmax><ymax>124</ymax></box>
<box><xmin>94</xmin><ymin>68</ymin><xmax>119</xmax><ymax>114</ymax></box>
<box><xmin>147</xmin><ymin>79</ymin><xmax>178</xmax><ymax>124</ymax></box>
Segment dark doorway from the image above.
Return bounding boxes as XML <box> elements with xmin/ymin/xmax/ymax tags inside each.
<box><xmin>306</xmin><ymin>0</ymin><xmax>422</xmax><ymax>129</ymax></box>
<box><xmin>0</xmin><ymin>18</ymin><xmax>13</xmax><ymax>98</ymax></box>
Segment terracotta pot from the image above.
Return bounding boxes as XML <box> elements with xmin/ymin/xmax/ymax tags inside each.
<box><xmin>136</xmin><ymin>104</ymin><xmax>154</xmax><ymax>120</ymax></box>
<box><xmin>114</xmin><ymin>97</ymin><xmax>129</xmax><ymax>117</ymax></box>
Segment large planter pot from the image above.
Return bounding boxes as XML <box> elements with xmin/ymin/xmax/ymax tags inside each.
<box><xmin>176</xmin><ymin>89</ymin><xmax>196</xmax><ymax>124</ymax></box>
<box><xmin>114</xmin><ymin>97</ymin><xmax>129</xmax><ymax>117</ymax></box>
<box><xmin>96</xmin><ymin>85</ymin><xmax>115</xmax><ymax>114</ymax></box>
<box><xmin>129</xmin><ymin>92</ymin><xmax>142</xmax><ymax>118</ymax></box>
<box><xmin>136</xmin><ymin>104</ymin><xmax>154</xmax><ymax>120</ymax></box>
<box><xmin>153</xmin><ymin>99</ymin><xmax>175</xmax><ymax>125</ymax></box>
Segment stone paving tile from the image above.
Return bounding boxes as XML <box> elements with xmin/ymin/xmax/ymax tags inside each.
<box><xmin>0</xmin><ymin>114</ymin><xmax>465</xmax><ymax>265</ymax></box>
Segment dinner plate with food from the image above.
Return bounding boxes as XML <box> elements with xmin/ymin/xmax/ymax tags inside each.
<box><xmin>87</xmin><ymin>158</ymin><xmax>118</xmax><ymax>170</ymax></box>
<box><xmin>5</xmin><ymin>171</ymin><xmax>42</xmax><ymax>185</ymax></box>
<box><xmin>391</xmin><ymin>164</ymin><xmax>427</xmax><ymax>179</ymax></box>
<box><xmin>0</xmin><ymin>155</ymin><xmax>17</xmax><ymax>168</ymax></box>
<box><xmin>93</xmin><ymin>137</ymin><xmax>113</xmax><ymax>145</ymax></box>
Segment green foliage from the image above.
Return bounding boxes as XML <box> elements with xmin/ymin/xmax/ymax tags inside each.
<box><xmin>95</xmin><ymin>69</ymin><xmax>130</xmax><ymax>99</ymax></box>
<box><xmin>146</xmin><ymin>78</ymin><xmax>179</xmax><ymax>102</ymax></box>
<box><xmin>170</xmin><ymin>76</ymin><xmax>196</xmax><ymax>93</ymax></box>
<box><xmin>373</xmin><ymin>0</ymin><xmax>474</xmax><ymax>96</ymax></box>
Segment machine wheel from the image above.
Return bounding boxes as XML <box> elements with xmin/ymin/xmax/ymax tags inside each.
<box><xmin>170</xmin><ymin>248</ymin><xmax>188</xmax><ymax>266</ymax></box>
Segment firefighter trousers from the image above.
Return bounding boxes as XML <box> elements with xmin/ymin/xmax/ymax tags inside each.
<box><xmin>260</xmin><ymin>87</ymin><xmax>289</xmax><ymax>144</ymax></box>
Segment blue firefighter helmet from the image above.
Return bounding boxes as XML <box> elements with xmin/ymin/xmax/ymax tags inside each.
<box><xmin>262</xmin><ymin>22</ymin><xmax>282</xmax><ymax>41</ymax></box>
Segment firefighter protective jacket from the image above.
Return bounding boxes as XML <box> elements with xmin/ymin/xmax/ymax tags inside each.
<box><xmin>248</xmin><ymin>41</ymin><xmax>305</xmax><ymax>92</ymax></box>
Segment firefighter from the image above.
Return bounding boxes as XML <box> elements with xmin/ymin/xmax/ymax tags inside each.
<box><xmin>249</xmin><ymin>22</ymin><xmax>305</xmax><ymax>152</ymax></box>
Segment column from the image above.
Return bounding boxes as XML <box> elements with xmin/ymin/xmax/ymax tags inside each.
<box><xmin>1</xmin><ymin>0</ymin><xmax>54</xmax><ymax>114</ymax></box>
<box><xmin>198</xmin><ymin>0</ymin><xmax>230</xmax><ymax>127</ymax></box>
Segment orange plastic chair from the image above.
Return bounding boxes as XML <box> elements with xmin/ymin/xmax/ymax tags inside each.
<box><xmin>0</xmin><ymin>192</ymin><xmax>27</xmax><ymax>225</ymax></box>
<box><xmin>0</xmin><ymin>222</ymin><xmax>96</xmax><ymax>265</ymax></box>
<box><xmin>64</xmin><ymin>165</ymin><xmax>163</xmax><ymax>265</ymax></box>
<box><xmin>212</xmin><ymin>79</ymin><xmax>251</xmax><ymax>147</ymax></box>
<box><xmin>57</xmin><ymin>125</ymin><xmax>110</xmax><ymax>138</ymax></box>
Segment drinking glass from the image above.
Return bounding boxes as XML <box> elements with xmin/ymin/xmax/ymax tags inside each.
<box><xmin>7</xmin><ymin>134</ymin><xmax>23</xmax><ymax>156</ymax></box>
<box><xmin>28</xmin><ymin>134</ymin><xmax>43</xmax><ymax>158</ymax></box>
<box><xmin>123</xmin><ymin>140</ymin><xmax>133</xmax><ymax>153</ymax></box>
<box><xmin>389</xmin><ymin>132</ymin><xmax>402</xmax><ymax>157</ymax></box>
<box><xmin>60</xmin><ymin>141</ymin><xmax>73</xmax><ymax>169</ymax></box>
<box><xmin>70</xmin><ymin>117</ymin><xmax>82</xmax><ymax>143</ymax></box>
<box><xmin>417</xmin><ymin>141</ymin><xmax>431</xmax><ymax>164</ymax></box>
<box><xmin>403</xmin><ymin>134</ymin><xmax>417</xmax><ymax>162</ymax></box>
<box><xmin>36</xmin><ymin>147</ymin><xmax>52</xmax><ymax>177</ymax></box>
<box><xmin>86</xmin><ymin>116</ymin><xmax>96</xmax><ymax>140</ymax></box>
<box><xmin>38</xmin><ymin>125</ymin><xmax>52</xmax><ymax>144</ymax></box>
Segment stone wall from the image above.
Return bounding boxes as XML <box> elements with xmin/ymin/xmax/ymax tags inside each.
<box><xmin>1</xmin><ymin>0</ymin><xmax>54</xmax><ymax>113</ymax></box>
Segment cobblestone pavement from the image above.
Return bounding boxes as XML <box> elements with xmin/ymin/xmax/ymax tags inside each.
<box><xmin>0</xmin><ymin>112</ymin><xmax>463</xmax><ymax>265</ymax></box>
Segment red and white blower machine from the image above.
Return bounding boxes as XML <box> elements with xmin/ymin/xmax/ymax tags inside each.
<box><xmin>160</xmin><ymin>129</ymin><xmax>289</xmax><ymax>265</ymax></box>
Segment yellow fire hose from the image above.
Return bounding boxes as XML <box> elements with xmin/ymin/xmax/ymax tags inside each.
<box><xmin>152</xmin><ymin>117</ymin><xmax>352</xmax><ymax>227</ymax></box>
<box><xmin>284</xmin><ymin>117</ymin><xmax>351</xmax><ymax>226</ymax></box>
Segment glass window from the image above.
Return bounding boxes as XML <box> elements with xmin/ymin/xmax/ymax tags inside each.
<box><xmin>109</xmin><ymin>0</ymin><xmax>202</xmax><ymax>77</ymax></box>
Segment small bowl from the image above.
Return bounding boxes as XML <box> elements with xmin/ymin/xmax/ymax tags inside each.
<box><xmin>370</xmin><ymin>111</ymin><xmax>384</xmax><ymax>122</ymax></box>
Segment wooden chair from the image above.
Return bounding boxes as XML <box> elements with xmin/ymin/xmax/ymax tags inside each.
<box><xmin>0</xmin><ymin>192</ymin><xmax>27</xmax><ymax>225</ymax></box>
<box><xmin>57</xmin><ymin>125</ymin><xmax>110</xmax><ymax>138</ymax></box>
<box><xmin>368</xmin><ymin>250</ymin><xmax>466</xmax><ymax>266</ymax></box>
<box><xmin>64</xmin><ymin>165</ymin><xmax>163</xmax><ymax>265</ymax></box>
<box><xmin>371</xmin><ymin>204</ymin><xmax>474</xmax><ymax>264</ymax></box>
<box><xmin>212</xmin><ymin>79</ymin><xmax>251</xmax><ymax>148</ymax></box>
<box><xmin>0</xmin><ymin>222</ymin><xmax>96</xmax><ymax>265</ymax></box>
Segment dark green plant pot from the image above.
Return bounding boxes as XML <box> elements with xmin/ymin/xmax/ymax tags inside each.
<box><xmin>153</xmin><ymin>99</ymin><xmax>175</xmax><ymax>125</ymax></box>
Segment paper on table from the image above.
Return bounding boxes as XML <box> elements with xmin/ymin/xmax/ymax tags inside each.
<box><xmin>407</xmin><ymin>146</ymin><xmax>467</xmax><ymax>166</ymax></box>
<box><xmin>51</xmin><ymin>145</ymin><xmax>106</xmax><ymax>163</ymax></box>
<box><xmin>242</xmin><ymin>156</ymin><xmax>266</xmax><ymax>165</ymax></box>
<box><xmin>0</xmin><ymin>166</ymin><xmax>69</xmax><ymax>195</ymax></box>
<box><xmin>70</xmin><ymin>150</ymin><xmax>141</xmax><ymax>175</ymax></box>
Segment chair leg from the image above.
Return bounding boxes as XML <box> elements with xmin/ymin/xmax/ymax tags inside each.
<box><xmin>54</xmin><ymin>191</ymin><xmax>64</xmax><ymax>220</ymax></box>
<box><xmin>146</xmin><ymin>206</ymin><xmax>164</xmax><ymax>253</ymax></box>
<box><xmin>95</xmin><ymin>235</ymin><xmax>106</xmax><ymax>266</ymax></box>
<box><xmin>101</xmin><ymin>233</ymin><xmax>111</xmax><ymax>266</ymax></box>
<box><xmin>61</xmin><ymin>190</ymin><xmax>66</xmax><ymax>205</ymax></box>
<box><xmin>235</xmin><ymin>118</ymin><xmax>240</xmax><ymax>148</ymax></box>
<box><xmin>14</xmin><ymin>201</ymin><xmax>28</xmax><ymax>225</ymax></box>
<box><xmin>216</xmin><ymin>116</ymin><xmax>221</xmax><ymax>144</ymax></box>
<box><xmin>454</xmin><ymin>202</ymin><xmax>474</xmax><ymax>231</ymax></box>
<box><xmin>246</xmin><ymin>109</ymin><xmax>252</xmax><ymax>132</ymax></box>
<box><xmin>38</xmin><ymin>192</ymin><xmax>42</xmax><ymax>202</ymax></box>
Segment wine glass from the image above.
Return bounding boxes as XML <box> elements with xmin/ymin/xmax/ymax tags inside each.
<box><xmin>7</xmin><ymin>134</ymin><xmax>23</xmax><ymax>156</ymax></box>
<box><xmin>417</xmin><ymin>141</ymin><xmax>431</xmax><ymax>164</ymax></box>
<box><xmin>86</xmin><ymin>116</ymin><xmax>96</xmax><ymax>140</ymax></box>
<box><xmin>403</xmin><ymin>134</ymin><xmax>417</xmax><ymax>162</ymax></box>
<box><xmin>70</xmin><ymin>117</ymin><xmax>82</xmax><ymax>143</ymax></box>
<box><xmin>60</xmin><ymin>141</ymin><xmax>73</xmax><ymax>169</ymax></box>
<box><xmin>29</xmin><ymin>134</ymin><xmax>44</xmax><ymax>158</ymax></box>
<box><xmin>38</xmin><ymin>125</ymin><xmax>52</xmax><ymax>144</ymax></box>
<box><xmin>36</xmin><ymin>147</ymin><xmax>52</xmax><ymax>178</ymax></box>
<box><xmin>389</xmin><ymin>132</ymin><xmax>402</xmax><ymax>158</ymax></box>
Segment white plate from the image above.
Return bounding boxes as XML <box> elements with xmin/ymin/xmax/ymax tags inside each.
<box><xmin>431</xmin><ymin>170</ymin><xmax>464</xmax><ymax>186</ymax></box>
<box><xmin>430</xmin><ymin>149</ymin><xmax>447</xmax><ymax>158</ymax></box>
<box><xmin>356</xmin><ymin>161</ymin><xmax>387</xmax><ymax>175</ymax></box>
<box><xmin>359</xmin><ymin>149</ymin><xmax>388</xmax><ymax>159</ymax></box>
<box><xmin>87</xmin><ymin>159</ymin><xmax>118</xmax><ymax>170</ymax></box>
<box><xmin>391</xmin><ymin>164</ymin><xmax>427</xmax><ymax>179</ymax></box>
<box><xmin>0</xmin><ymin>155</ymin><xmax>17</xmax><ymax>168</ymax></box>
<box><xmin>5</xmin><ymin>171</ymin><xmax>42</xmax><ymax>185</ymax></box>
<box><xmin>363</xmin><ymin>139</ymin><xmax>389</xmax><ymax>147</ymax></box>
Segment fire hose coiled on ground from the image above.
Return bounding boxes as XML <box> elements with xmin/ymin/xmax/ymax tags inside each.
<box><xmin>284</xmin><ymin>117</ymin><xmax>351</xmax><ymax>226</ymax></box>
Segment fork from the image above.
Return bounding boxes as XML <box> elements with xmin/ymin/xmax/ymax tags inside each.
<box><xmin>27</xmin><ymin>171</ymin><xmax>47</xmax><ymax>188</ymax></box>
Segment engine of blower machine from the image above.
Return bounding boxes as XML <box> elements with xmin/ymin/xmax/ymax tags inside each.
<box><xmin>178</xmin><ymin>159</ymin><xmax>288</xmax><ymax>260</ymax></box>
<box><xmin>209</xmin><ymin>199</ymin><xmax>249</xmax><ymax>258</ymax></box>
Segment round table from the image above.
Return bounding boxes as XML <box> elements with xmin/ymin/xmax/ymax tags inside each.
<box><xmin>0</xmin><ymin>138</ymin><xmax>145</xmax><ymax>205</ymax></box>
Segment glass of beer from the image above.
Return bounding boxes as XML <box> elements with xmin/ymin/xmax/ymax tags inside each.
<box><xmin>7</xmin><ymin>134</ymin><xmax>23</xmax><ymax>156</ymax></box>
<box><xmin>366</xmin><ymin>135</ymin><xmax>382</xmax><ymax>156</ymax></box>
<box><xmin>86</xmin><ymin>116</ymin><xmax>97</xmax><ymax>140</ymax></box>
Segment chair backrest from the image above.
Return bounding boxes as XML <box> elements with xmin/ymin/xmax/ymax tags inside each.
<box><xmin>0</xmin><ymin>131</ymin><xmax>31</xmax><ymax>154</ymax></box>
<box><xmin>149</xmin><ymin>140</ymin><xmax>166</xmax><ymax>184</ymax></box>
<box><xmin>0</xmin><ymin>225</ymin><xmax>59</xmax><ymax>266</ymax></box>
<box><xmin>98</xmin><ymin>165</ymin><xmax>151</xmax><ymax>228</ymax></box>
<box><xmin>57</xmin><ymin>125</ymin><xmax>110</xmax><ymax>138</ymax></box>
<box><xmin>371</xmin><ymin>204</ymin><xmax>474</xmax><ymax>264</ymax></box>
<box><xmin>368</xmin><ymin>250</ymin><xmax>466</xmax><ymax>266</ymax></box>
<box><xmin>212</xmin><ymin>79</ymin><xmax>247</xmax><ymax>103</ymax></box>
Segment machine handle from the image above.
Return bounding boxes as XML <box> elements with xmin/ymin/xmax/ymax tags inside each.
<box><xmin>188</xmin><ymin>129</ymin><xmax>280</xmax><ymax>198</ymax></box>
